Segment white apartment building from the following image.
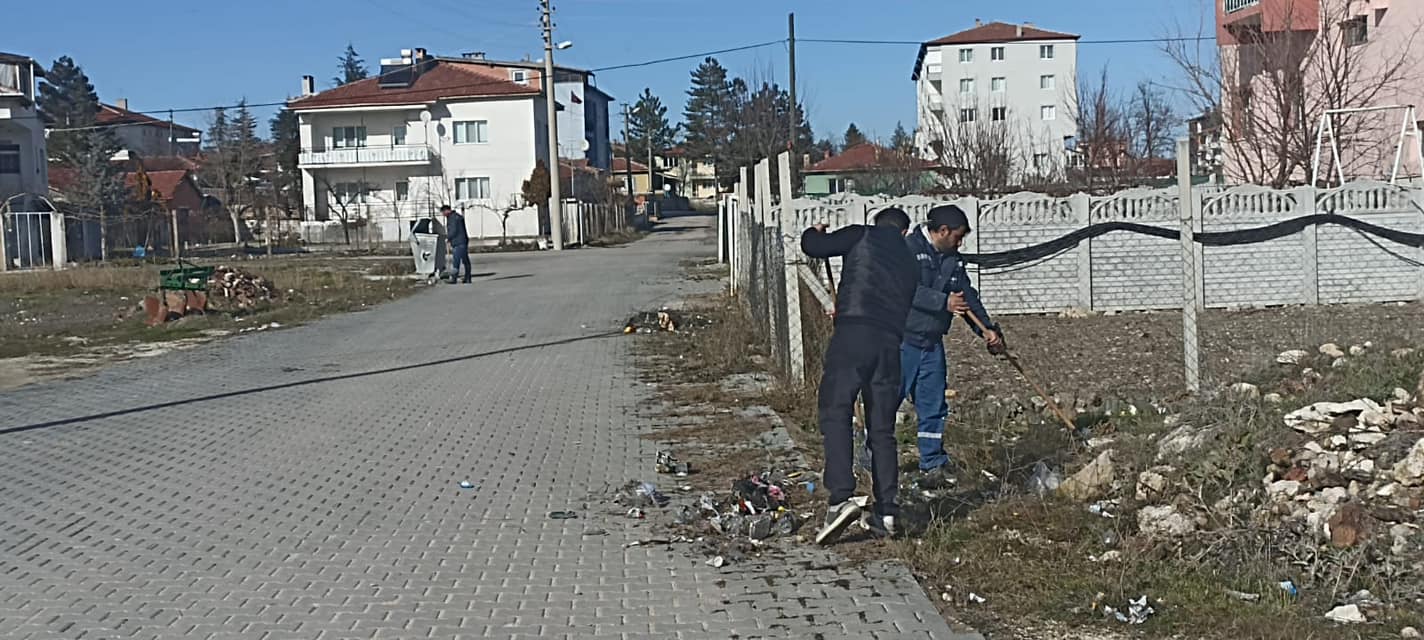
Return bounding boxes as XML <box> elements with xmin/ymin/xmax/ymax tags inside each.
<box><xmin>0</xmin><ymin>52</ymin><xmax>48</xmax><ymax>211</ymax></box>
<box><xmin>913</xmin><ymin>21</ymin><xmax>1079</xmax><ymax>180</ymax></box>
<box><xmin>290</xmin><ymin>49</ymin><xmax>612</xmax><ymax>243</ymax></box>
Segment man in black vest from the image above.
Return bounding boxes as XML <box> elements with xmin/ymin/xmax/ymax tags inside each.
<box><xmin>801</xmin><ymin>207</ymin><xmax>918</xmax><ymax>544</ymax></box>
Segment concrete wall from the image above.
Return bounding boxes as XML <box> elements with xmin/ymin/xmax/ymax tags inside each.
<box><xmin>779</xmin><ymin>181</ymin><xmax>1424</xmax><ymax>315</ymax></box>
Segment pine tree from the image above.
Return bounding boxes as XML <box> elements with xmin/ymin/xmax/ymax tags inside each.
<box><xmin>628</xmin><ymin>88</ymin><xmax>678</xmax><ymax>162</ymax></box>
<box><xmin>38</xmin><ymin>56</ymin><xmax>103</xmax><ymax>164</ymax></box>
<box><xmin>334</xmin><ymin>44</ymin><xmax>369</xmax><ymax>86</ymax></box>
<box><xmin>890</xmin><ymin>122</ymin><xmax>914</xmax><ymax>153</ymax></box>
<box><xmin>842</xmin><ymin>123</ymin><xmax>868</xmax><ymax>150</ymax></box>
<box><xmin>269</xmin><ymin>108</ymin><xmax>302</xmax><ymax>215</ymax></box>
<box><xmin>682</xmin><ymin>57</ymin><xmax>734</xmax><ymax>179</ymax></box>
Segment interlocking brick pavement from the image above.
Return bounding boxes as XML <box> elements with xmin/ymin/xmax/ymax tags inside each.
<box><xmin>0</xmin><ymin>213</ymin><xmax>976</xmax><ymax>639</ymax></box>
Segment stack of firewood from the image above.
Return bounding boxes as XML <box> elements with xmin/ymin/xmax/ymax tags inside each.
<box><xmin>207</xmin><ymin>266</ymin><xmax>278</xmax><ymax>311</ymax></box>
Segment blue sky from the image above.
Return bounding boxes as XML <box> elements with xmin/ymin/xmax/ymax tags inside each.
<box><xmin>8</xmin><ymin>0</ymin><xmax>1213</xmax><ymax>144</ymax></box>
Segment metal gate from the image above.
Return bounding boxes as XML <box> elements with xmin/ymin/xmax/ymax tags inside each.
<box><xmin>2</xmin><ymin>210</ymin><xmax>58</xmax><ymax>270</ymax></box>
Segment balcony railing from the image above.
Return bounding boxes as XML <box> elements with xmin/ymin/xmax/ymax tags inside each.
<box><xmin>300</xmin><ymin>144</ymin><xmax>433</xmax><ymax>167</ymax></box>
<box><xmin>1225</xmin><ymin>0</ymin><xmax>1260</xmax><ymax>13</ymax></box>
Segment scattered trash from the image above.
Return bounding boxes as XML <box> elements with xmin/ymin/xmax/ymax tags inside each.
<box><xmin>706</xmin><ymin>555</ymin><xmax>726</xmax><ymax>568</ymax></box>
<box><xmin>548</xmin><ymin>511</ymin><xmax>579</xmax><ymax>520</ymax></box>
<box><xmin>657</xmin><ymin>450</ymin><xmax>693</xmax><ymax>476</ymax></box>
<box><xmin>1087</xmin><ymin>500</ymin><xmax>1118</xmax><ymax>519</ymax></box>
<box><xmin>1325</xmin><ymin>603</ymin><xmax>1366</xmax><ymax>624</ymax></box>
<box><xmin>1102</xmin><ymin>595</ymin><xmax>1155</xmax><ymax>625</ymax></box>
<box><xmin>582</xmin><ymin>529</ymin><xmax>608</xmax><ymax>536</ymax></box>
<box><xmin>458</xmin><ymin>480</ymin><xmax>474</xmax><ymax>489</ymax></box>
<box><xmin>1279</xmin><ymin>580</ymin><xmax>1299</xmax><ymax>597</ymax></box>
<box><xmin>1027</xmin><ymin>461</ymin><xmax>1062</xmax><ymax>496</ymax></box>
<box><xmin>1225</xmin><ymin>589</ymin><xmax>1261</xmax><ymax>602</ymax></box>
<box><xmin>748</xmin><ymin>515</ymin><xmax>774</xmax><ymax>540</ymax></box>
<box><xmin>967</xmin><ymin>592</ymin><xmax>987</xmax><ymax>604</ymax></box>
<box><xmin>627</xmin><ymin>508</ymin><xmax>646</xmax><ymax>519</ymax></box>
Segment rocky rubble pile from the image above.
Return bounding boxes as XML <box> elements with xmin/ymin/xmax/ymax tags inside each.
<box><xmin>207</xmin><ymin>266</ymin><xmax>278</xmax><ymax>311</ymax></box>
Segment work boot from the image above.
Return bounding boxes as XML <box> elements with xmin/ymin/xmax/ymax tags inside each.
<box><xmin>917</xmin><ymin>463</ymin><xmax>959</xmax><ymax>491</ymax></box>
<box><xmin>815</xmin><ymin>501</ymin><xmax>862</xmax><ymax>545</ymax></box>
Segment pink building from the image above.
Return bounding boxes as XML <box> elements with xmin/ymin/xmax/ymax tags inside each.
<box><xmin>1216</xmin><ymin>0</ymin><xmax>1424</xmax><ymax>185</ymax></box>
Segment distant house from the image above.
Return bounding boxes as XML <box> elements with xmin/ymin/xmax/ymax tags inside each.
<box><xmin>660</xmin><ymin>147</ymin><xmax>719</xmax><ymax>200</ymax></box>
<box><xmin>802</xmin><ymin>143</ymin><xmax>942</xmax><ymax>197</ymax></box>
<box><xmin>98</xmin><ymin>100</ymin><xmax>202</xmax><ymax>157</ymax></box>
<box><xmin>0</xmin><ymin>51</ymin><xmax>47</xmax><ymax>211</ymax></box>
<box><xmin>289</xmin><ymin>48</ymin><xmax>614</xmax><ymax>243</ymax></box>
<box><xmin>49</xmin><ymin>156</ymin><xmax>213</xmax><ymax>260</ymax></box>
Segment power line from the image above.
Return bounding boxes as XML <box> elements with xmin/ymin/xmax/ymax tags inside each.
<box><xmin>802</xmin><ymin>35</ymin><xmax>1215</xmax><ymax>46</ymax></box>
<box><xmin>590</xmin><ymin>40</ymin><xmax>787</xmax><ymax>72</ymax></box>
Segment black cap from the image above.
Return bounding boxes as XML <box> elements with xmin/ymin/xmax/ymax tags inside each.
<box><xmin>926</xmin><ymin>204</ymin><xmax>970</xmax><ymax>232</ymax></box>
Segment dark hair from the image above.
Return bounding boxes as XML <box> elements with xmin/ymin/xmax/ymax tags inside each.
<box><xmin>873</xmin><ymin>207</ymin><xmax>911</xmax><ymax>231</ymax></box>
<box><xmin>925</xmin><ymin>204</ymin><xmax>970</xmax><ymax>233</ymax></box>
<box><xmin>440</xmin><ymin>204</ymin><xmax>453</xmax><ymax>212</ymax></box>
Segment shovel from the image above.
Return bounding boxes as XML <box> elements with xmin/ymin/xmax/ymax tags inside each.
<box><xmin>957</xmin><ymin>309</ymin><xmax>1080</xmax><ymax>437</ymax></box>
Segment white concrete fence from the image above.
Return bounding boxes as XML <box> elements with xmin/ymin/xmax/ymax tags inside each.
<box><xmin>719</xmin><ymin>150</ymin><xmax>1424</xmax><ymax>389</ymax></box>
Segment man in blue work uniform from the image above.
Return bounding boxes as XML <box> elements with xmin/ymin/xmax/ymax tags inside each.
<box><xmin>900</xmin><ymin>205</ymin><xmax>1004</xmax><ymax>486</ymax></box>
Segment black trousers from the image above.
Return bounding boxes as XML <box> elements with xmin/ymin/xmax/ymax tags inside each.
<box><xmin>817</xmin><ymin>322</ymin><xmax>900</xmax><ymax>517</ymax></box>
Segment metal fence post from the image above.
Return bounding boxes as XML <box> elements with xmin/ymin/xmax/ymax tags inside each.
<box><xmin>1178</xmin><ymin>137</ymin><xmax>1201</xmax><ymax>393</ymax></box>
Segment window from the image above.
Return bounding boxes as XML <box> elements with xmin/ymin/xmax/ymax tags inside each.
<box><xmin>990</xmin><ymin>46</ymin><xmax>1005</xmax><ymax>61</ymax></box>
<box><xmin>453</xmin><ymin>120</ymin><xmax>489</xmax><ymax>144</ymax></box>
<box><xmin>1040</xmin><ymin>74</ymin><xmax>1056</xmax><ymax>90</ymax></box>
<box><xmin>958</xmin><ymin>48</ymin><xmax>973</xmax><ymax>63</ymax></box>
<box><xmin>395</xmin><ymin>181</ymin><xmax>410</xmax><ymax>201</ymax></box>
<box><xmin>511</xmin><ymin>69</ymin><xmax>529</xmax><ymax>85</ymax></box>
<box><xmin>331</xmin><ymin>182</ymin><xmax>366</xmax><ymax>204</ymax></box>
<box><xmin>959</xmin><ymin>78</ymin><xmax>974</xmax><ymax>94</ymax></box>
<box><xmin>455</xmin><ymin>177</ymin><xmax>491</xmax><ymax>200</ymax></box>
<box><xmin>332</xmin><ymin>126</ymin><xmax>367</xmax><ymax>149</ymax></box>
<box><xmin>991</xmin><ymin>107</ymin><xmax>1007</xmax><ymax>122</ymax></box>
<box><xmin>393</xmin><ymin>125</ymin><xmax>407</xmax><ymax>146</ymax></box>
<box><xmin>0</xmin><ymin>63</ymin><xmax>20</xmax><ymax>94</ymax></box>
<box><xmin>991</xmin><ymin>77</ymin><xmax>1006</xmax><ymax>92</ymax></box>
<box><xmin>827</xmin><ymin>177</ymin><xmax>848</xmax><ymax>194</ymax></box>
<box><xmin>1041</xmin><ymin>105</ymin><xmax>1057</xmax><ymax>121</ymax></box>
<box><xmin>1033</xmin><ymin>153</ymin><xmax>1049</xmax><ymax>170</ymax></box>
<box><xmin>1343</xmin><ymin>17</ymin><xmax>1368</xmax><ymax>46</ymax></box>
<box><xmin>1040</xmin><ymin>44</ymin><xmax>1055</xmax><ymax>59</ymax></box>
<box><xmin>0</xmin><ymin>144</ymin><xmax>19</xmax><ymax>174</ymax></box>
<box><xmin>960</xmin><ymin>108</ymin><xmax>977</xmax><ymax>123</ymax></box>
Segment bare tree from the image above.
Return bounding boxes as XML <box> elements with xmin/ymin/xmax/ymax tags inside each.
<box><xmin>1130</xmin><ymin>80</ymin><xmax>1179</xmax><ymax>162</ymax></box>
<box><xmin>921</xmin><ymin>101</ymin><xmax>1025</xmax><ymax>194</ymax></box>
<box><xmin>1164</xmin><ymin>1</ymin><xmax>1423</xmax><ymax>186</ymax></box>
<box><xmin>1068</xmin><ymin>65</ymin><xmax>1131</xmax><ymax>189</ymax></box>
<box><xmin>313</xmin><ymin>175</ymin><xmax>367</xmax><ymax>246</ymax></box>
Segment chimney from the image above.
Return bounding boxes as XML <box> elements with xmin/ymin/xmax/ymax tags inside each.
<box><xmin>1016</xmin><ymin>24</ymin><xmax>1024</xmax><ymax>37</ymax></box>
<box><xmin>974</xmin><ymin>18</ymin><xmax>982</xmax><ymax>27</ymax></box>
<box><xmin>414</xmin><ymin>47</ymin><xmax>427</xmax><ymax>60</ymax></box>
<box><xmin>463</xmin><ymin>51</ymin><xmax>487</xmax><ymax>60</ymax></box>
<box><xmin>301</xmin><ymin>75</ymin><xmax>315</xmax><ymax>96</ymax></box>
<box><xmin>116</xmin><ymin>98</ymin><xmax>129</xmax><ymax>111</ymax></box>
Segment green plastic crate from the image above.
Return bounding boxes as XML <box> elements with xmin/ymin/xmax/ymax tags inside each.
<box><xmin>158</xmin><ymin>261</ymin><xmax>215</xmax><ymax>291</ymax></box>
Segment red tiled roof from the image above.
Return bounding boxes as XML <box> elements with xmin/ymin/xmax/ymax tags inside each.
<box><xmin>805</xmin><ymin>143</ymin><xmax>936</xmax><ymax>174</ymax></box>
<box><xmin>926</xmin><ymin>22</ymin><xmax>1078</xmax><ymax>46</ymax></box>
<box><xmin>611</xmin><ymin>157</ymin><xmax>649</xmax><ymax>173</ymax></box>
<box><xmin>97</xmin><ymin>103</ymin><xmax>201</xmax><ymax>136</ymax></box>
<box><xmin>49</xmin><ymin>165</ymin><xmax>196</xmax><ymax>202</ymax></box>
<box><xmin>290</xmin><ymin>60</ymin><xmax>539</xmax><ymax>110</ymax></box>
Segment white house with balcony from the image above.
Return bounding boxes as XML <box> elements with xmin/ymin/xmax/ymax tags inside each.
<box><xmin>291</xmin><ymin>48</ymin><xmax>611</xmax><ymax>244</ymax></box>
<box><xmin>913</xmin><ymin>21</ymin><xmax>1079</xmax><ymax>181</ymax></box>
<box><xmin>1</xmin><ymin>51</ymin><xmax>64</xmax><ymax>270</ymax></box>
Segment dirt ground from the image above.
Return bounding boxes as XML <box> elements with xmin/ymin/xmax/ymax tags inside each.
<box><xmin>629</xmin><ymin>259</ymin><xmax>1424</xmax><ymax>640</ymax></box>
<box><xmin>0</xmin><ymin>255</ymin><xmax>422</xmax><ymax>389</ymax></box>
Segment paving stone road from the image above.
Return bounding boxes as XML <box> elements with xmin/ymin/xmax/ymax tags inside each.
<box><xmin>0</xmin><ymin>213</ymin><xmax>975</xmax><ymax>639</ymax></box>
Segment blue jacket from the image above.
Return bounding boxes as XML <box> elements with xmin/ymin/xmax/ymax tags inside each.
<box><xmin>445</xmin><ymin>212</ymin><xmax>469</xmax><ymax>247</ymax></box>
<box><xmin>903</xmin><ymin>225</ymin><xmax>995</xmax><ymax>348</ymax></box>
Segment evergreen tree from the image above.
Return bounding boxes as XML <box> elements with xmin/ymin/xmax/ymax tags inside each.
<box><xmin>628</xmin><ymin>88</ymin><xmax>678</xmax><ymax>162</ymax></box>
<box><xmin>334</xmin><ymin>44</ymin><xmax>369</xmax><ymax>86</ymax></box>
<box><xmin>842</xmin><ymin>123</ymin><xmax>868</xmax><ymax>150</ymax></box>
<box><xmin>811</xmin><ymin>138</ymin><xmax>837</xmax><ymax>163</ymax></box>
<box><xmin>269</xmin><ymin>108</ymin><xmax>302</xmax><ymax>215</ymax></box>
<box><xmin>37</xmin><ymin>56</ymin><xmax>103</xmax><ymax>164</ymax></box>
<box><xmin>682</xmin><ymin>57</ymin><xmax>734</xmax><ymax>179</ymax></box>
<box><xmin>890</xmin><ymin>121</ymin><xmax>914</xmax><ymax>153</ymax></box>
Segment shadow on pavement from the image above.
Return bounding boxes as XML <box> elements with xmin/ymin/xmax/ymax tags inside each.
<box><xmin>0</xmin><ymin>329</ymin><xmax>625</xmax><ymax>436</ymax></box>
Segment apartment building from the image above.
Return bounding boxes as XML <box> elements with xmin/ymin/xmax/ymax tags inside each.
<box><xmin>290</xmin><ymin>48</ymin><xmax>612</xmax><ymax>242</ymax></box>
<box><xmin>1217</xmin><ymin>0</ymin><xmax>1424</xmax><ymax>182</ymax></box>
<box><xmin>913</xmin><ymin>20</ymin><xmax>1079</xmax><ymax>179</ymax></box>
<box><xmin>98</xmin><ymin>99</ymin><xmax>203</xmax><ymax>157</ymax></box>
<box><xmin>0</xmin><ymin>52</ymin><xmax>48</xmax><ymax>211</ymax></box>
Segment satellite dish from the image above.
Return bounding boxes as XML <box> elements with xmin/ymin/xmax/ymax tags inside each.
<box><xmin>580</xmin><ymin>139</ymin><xmax>590</xmax><ymax>152</ymax></box>
<box><xmin>419</xmin><ymin>110</ymin><xmax>432</xmax><ymax>123</ymax></box>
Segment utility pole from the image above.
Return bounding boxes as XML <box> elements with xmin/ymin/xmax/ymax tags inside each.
<box><xmin>787</xmin><ymin>12</ymin><xmax>799</xmax><ymax>193</ymax></box>
<box><xmin>541</xmin><ymin>0</ymin><xmax>564</xmax><ymax>250</ymax></box>
<box><xmin>622</xmin><ymin>104</ymin><xmax>634</xmax><ymax>198</ymax></box>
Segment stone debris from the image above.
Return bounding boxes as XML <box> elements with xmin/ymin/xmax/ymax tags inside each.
<box><xmin>1277</xmin><ymin>349</ymin><xmax>1309</xmax><ymax>365</ymax></box>
<box><xmin>1059</xmin><ymin>450</ymin><xmax>1115</xmax><ymax>502</ymax></box>
<box><xmin>1229</xmin><ymin>382</ymin><xmax>1261</xmax><ymax>398</ymax></box>
<box><xmin>1320</xmin><ymin>343</ymin><xmax>1347</xmax><ymax>359</ymax></box>
<box><xmin>1137</xmin><ymin>504</ymin><xmax>1196</xmax><ymax>537</ymax></box>
<box><xmin>1325</xmin><ymin>603</ymin><xmax>1366</xmax><ymax>624</ymax></box>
